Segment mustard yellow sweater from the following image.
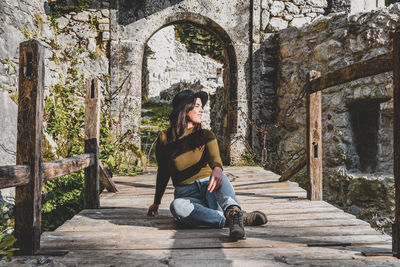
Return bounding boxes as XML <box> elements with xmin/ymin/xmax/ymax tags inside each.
<box><xmin>154</xmin><ymin>128</ymin><xmax>223</xmax><ymax>204</ymax></box>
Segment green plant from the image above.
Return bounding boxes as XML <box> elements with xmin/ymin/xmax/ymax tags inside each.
<box><xmin>89</xmin><ymin>51</ymin><xmax>99</xmax><ymax>60</ymax></box>
<box><xmin>42</xmin><ymin>172</ymin><xmax>84</xmax><ymax>231</ymax></box>
<box><xmin>140</xmin><ymin>101</ymin><xmax>172</xmax><ymax>165</ymax></box>
<box><xmin>49</xmin><ymin>0</ymin><xmax>94</xmax><ymax>14</ymax></box>
<box><xmin>0</xmin><ymin>204</ymin><xmax>18</xmax><ymax>262</ymax></box>
<box><xmin>20</xmin><ymin>26</ymin><xmax>32</xmax><ymax>39</ymax></box>
<box><xmin>236</xmin><ymin>150</ymin><xmax>263</xmax><ymax>167</ymax></box>
<box><xmin>1</xmin><ymin>86</ymin><xmax>6</xmax><ymax>93</ymax></box>
<box><xmin>174</xmin><ymin>23</ymin><xmax>224</xmax><ymax>63</ymax></box>
<box><xmin>87</xmin><ymin>15</ymin><xmax>99</xmax><ymax>31</ymax></box>
<box><xmin>34</xmin><ymin>13</ymin><xmax>43</xmax><ymax>31</ymax></box>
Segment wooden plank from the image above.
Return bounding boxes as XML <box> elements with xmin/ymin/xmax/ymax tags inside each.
<box><xmin>306</xmin><ymin>70</ymin><xmax>323</xmax><ymax>201</ymax></box>
<box><xmin>99</xmin><ymin>162</ymin><xmax>118</xmax><ymax>193</ymax></box>
<box><xmin>43</xmin><ymin>154</ymin><xmax>95</xmax><ymax>181</ymax></box>
<box><xmin>393</xmin><ymin>31</ymin><xmax>400</xmax><ymax>259</ymax></box>
<box><xmin>53</xmin><ymin>225</ymin><xmax>380</xmax><ymax>238</ymax></box>
<box><xmin>14</xmin><ymin>40</ymin><xmax>44</xmax><ymax>255</ymax></box>
<box><xmin>9</xmin><ymin>247</ymin><xmax>398</xmax><ymax>266</ymax></box>
<box><xmin>309</xmin><ymin>51</ymin><xmax>393</xmax><ymax>93</ymax></box>
<box><xmin>279</xmin><ymin>156</ymin><xmax>307</xmax><ymax>182</ymax></box>
<box><xmin>0</xmin><ymin>165</ymin><xmax>30</xmax><ymax>188</ymax></box>
<box><xmin>84</xmin><ymin>78</ymin><xmax>100</xmax><ymax>209</ymax></box>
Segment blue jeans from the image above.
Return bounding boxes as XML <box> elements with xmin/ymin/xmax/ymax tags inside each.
<box><xmin>169</xmin><ymin>173</ymin><xmax>241</xmax><ymax>228</ymax></box>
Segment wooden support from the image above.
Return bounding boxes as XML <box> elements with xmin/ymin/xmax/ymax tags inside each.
<box><xmin>43</xmin><ymin>154</ymin><xmax>95</xmax><ymax>181</ymax></box>
<box><xmin>393</xmin><ymin>31</ymin><xmax>400</xmax><ymax>258</ymax></box>
<box><xmin>84</xmin><ymin>79</ymin><xmax>100</xmax><ymax>208</ymax></box>
<box><xmin>15</xmin><ymin>40</ymin><xmax>44</xmax><ymax>255</ymax></box>
<box><xmin>100</xmin><ymin>162</ymin><xmax>118</xmax><ymax>193</ymax></box>
<box><xmin>309</xmin><ymin>51</ymin><xmax>393</xmax><ymax>93</ymax></box>
<box><xmin>0</xmin><ymin>165</ymin><xmax>30</xmax><ymax>188</ymax></box>
<box><xmin>279</xmin><ymin>157</ymin><xmax>307</xmax><ymax>182</ymax></box>
<box><xmin>306</xmin><ymin>71</ymin><xmax>322</xmax><ymax>201</ymax></box>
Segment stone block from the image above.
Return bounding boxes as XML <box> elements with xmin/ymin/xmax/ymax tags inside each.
<box><xmin>293</xmin><ymin>0</ymin><xmax>305</xmax><ymax>5</ymax></box>
<box><xmin>101</xmin><ymin>8</ymin><xmax>110</xmax><ymax>17</ymax></box>
<box><xmin>289</xmin><ymin>17</ymin><xmax>311</xmax><ymax>28</ymax></box>
<box><xmin>268</xmin><ymin>17</ymin><xmax>289</xmax><ymax>32</ymax></box>
<box><xmin>57</xmin><ymin>16</ymin><xmax>69</xmax><ymax>30</ymax></box>
<box><xmin>261</xmin><ymin>10</ymin><xmax>270</xmax><ymax>31</ymax></box>
<box><xmin>261</xmin><ymin>0</ymin><xmax>269</xmax><ymax>9</ymax></box>
<box><xmin>313</xmin><ymin>39</ymin><xmax>343</xmax><ymax>61</ymax></box>
<box><xmin>270</xmin><ymin>1</ymin><xmax>285</xmax><ymax>16</ymax></box>
<box><xmin>102</xmin><ymin>31</ymin><xmax>110</xmax><ymax>41</ymax></box>
<box><xmin>306</xmin><ymin>0</ymin><xmax>328</xmax><ymax>8</ymax></box>
<box><xmin>99</xmin><ymin>23</ymin><xmax>109</xmax><ymax>31</ymax></box>
<box><xmin>73</xmin><ymin>11</ymin><xmax>90</xmax><ymax>22</ymax></box>
<box><xmin>285</xmin><ymin>2</ymin><xmax>300</xmax><ymax>15</ymax></box>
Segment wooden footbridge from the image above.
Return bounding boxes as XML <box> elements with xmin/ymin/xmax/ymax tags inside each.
<box><xmin>6</xmin><ymin>167</ymin><xmax>399</xmax><ymax>266</ymax></box>
<box><xmin>2</xmin><ymin>34</ymin><xmax>400</xmax><ymax>265</ymax></box>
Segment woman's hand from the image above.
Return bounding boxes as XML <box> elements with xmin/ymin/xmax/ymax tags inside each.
<box><xmin>147</xmin><ymin>203</ymin><xmax>159</xmax><ymax>217</ymax></box>
<box><xmin>208</xmin><ymin>167</ymin><xmax>223</xmax><ymax>193</ymax></box>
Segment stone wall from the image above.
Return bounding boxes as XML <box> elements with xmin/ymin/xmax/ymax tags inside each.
<box><xmin>251</xmin><ymin>0</ymin><xmax>328</xmax><ymax>160</ymax></box>
<box><xmin>275</xmin><ymin>3</ymin><xmax>400</xmax><ymax>233</ymax></box>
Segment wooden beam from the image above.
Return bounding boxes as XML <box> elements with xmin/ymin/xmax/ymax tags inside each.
<box><xmin>43</xmin><ymin>154</ymin><xmax>95</xmax><ymax>181</ymax></box>
<box><xmin>84</xmin><ymin>79</ymin><xmax>100</xmax><ymax>208</ymax></box>
<box><xmin>306</xmin><ymin>71</ymin><xmax>323</xmax><ymax>201</ymax></box>
<box><xmin>15</xmin><ymin>40</ymin><xmax>44</xmax><ymax>255</ymax></box>
<box><xmin>0</xmin><ymin>165</ymin><xmax>30</xmax><ymax>188</ymax></box>
<box><xmin>100</xmin><ymin>162</ymin><xmax>118</xmax><ymax>193</ymax></box>
<box><xmin>279</xmin><ymin>157</ymin><xmax>307</xmax><ymax>182</ymax></box>
<box><xmin>309</xmin><ymin>51</ymin><xmax>393</xmax><ymax>93</ymax></box>
<box><xmin>393</xmin><ymin>31</ymin><xmax>400</xmax><ymax>259</ymax></box>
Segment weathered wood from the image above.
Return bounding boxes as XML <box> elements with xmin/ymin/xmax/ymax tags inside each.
<box><xmin>279</xmin><ymin>156</ymin><xmax>307</xmax><ymax>182</ymax></box>
<box><xmin>0</xmin><ymin>165</ymin><xmax>30</xmax><ymax>188</ymax></box>
<box><xmin>99</xmin><ymin>162</ymin><xmax>118</xmax><ymax>193</ymax></box>
<box><xmin>306</xmin><ymin>71</ymin><xmax>323</xmax><ymax>201</ymax></box>
<box><xmin>84</xmin><ymin>139</ymin><xmax>99</xmax><ymax>209</ymax></box>
<box><xmin>85</xmin><ymin>78</ymin><xmax>100</xmax><ymax>140</ymax></box>
<box><xmin>84</xmin><ymin>78</ymin><xmax>100</xmax><ymax>208</ymax></box>
<box><xmin>15</xmin><ymin>40</ymin><xmax>44</xmax><ymax>255</ymax></box>
<box><xmin>309</xmin><ymin>51</ymin><xmax>393</xmax><ymax>93</ymax></box>
<box><xmin>393</xmin><ymin>31</ymin><xmax>400</xmax><ymax>259</ymax></box>
<box><xmin>43</xmin><ymin>154</ymin><xmax>95</xmax><ymax>181</ymax></box>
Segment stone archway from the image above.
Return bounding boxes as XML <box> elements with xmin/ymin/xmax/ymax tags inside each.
<box><xmin>139</xmin><ymin>15</ymin><xmax>238</xmax><ymax>164</ymax></box>
<box><xmin>110</xmin><ymin>1</ymin><xmax>252</xmax><ymax>164</ymax></box>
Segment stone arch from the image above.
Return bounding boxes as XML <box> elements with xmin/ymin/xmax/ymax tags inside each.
<box><xmin>139</xmin><ymin>12</ymin><xmax>238</xmax><ymax>164</ymax></box>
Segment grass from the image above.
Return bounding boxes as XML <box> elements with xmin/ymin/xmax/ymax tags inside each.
<box><xmin>140</xmin><ymin>101</ymin><xmax>172</xmax><ymax>165</ymax></box>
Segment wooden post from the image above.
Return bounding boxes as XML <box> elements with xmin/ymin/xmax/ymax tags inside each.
<box><xmin>393</xmin><ymin>31</ymin><xmax>400</xmax><ymax>258</ymax></box>
<box><xmin>14</xmin><ymin>40</ymin><xmax>44</xmax><ymax>255</ymax></box>
<box><xmin>306</xmin><ymin>71</ymin><xmax>323</xmax><ymax>201</ymax></box>
<box><xmin>84</xmin><ymin>78</ymin><xmax>100</xmax><ymax>208</ymax></box>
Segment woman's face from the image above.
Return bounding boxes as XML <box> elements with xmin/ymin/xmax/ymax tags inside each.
<box><xmin>187</xmin><ymin>98</ymin><xmax>204</xmax><ymax>125</ymax></box>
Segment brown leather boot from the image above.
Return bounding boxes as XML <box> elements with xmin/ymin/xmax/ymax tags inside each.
<box><xmin>225</xmin><ymin>205</ymin><xmax>245</xmax><ymax>240</ymax></box>
<box><xmin>243</xmin><ymin>211</ymin><xmax>268</xmax><ymax>226</ymax></box>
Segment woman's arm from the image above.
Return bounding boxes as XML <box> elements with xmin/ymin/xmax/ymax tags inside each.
<box><xmin>148</xmin><ymin>135</ymin><xmax>170</xmax><ymax>216</ymax></box>
<box><xmin>204</xmin><ymin>130</ymin><xmax>224</xmax><ymax>192</ymax></box>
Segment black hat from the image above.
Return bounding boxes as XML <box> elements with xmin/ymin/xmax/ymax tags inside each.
<box><xmin>169</xmin><ymin>90</ymin><xmax>208</xmax><ymax>121</ymax></box>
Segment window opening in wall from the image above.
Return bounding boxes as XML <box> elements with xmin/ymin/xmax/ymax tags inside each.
<box><xmin>348</xmin><ymin>99</ymin><xmax>385</xmax><ymax>173</ymax></box>
<box><xmin>140</xmin><ymin>23</ymin><xmax>225</xmax><ymax>165</ymax></box>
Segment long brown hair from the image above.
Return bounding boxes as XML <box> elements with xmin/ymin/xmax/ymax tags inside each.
<box><xmin>166</xmin><ymin>98</ymin><xmax>205</xmax><ymax>153</ymax></box>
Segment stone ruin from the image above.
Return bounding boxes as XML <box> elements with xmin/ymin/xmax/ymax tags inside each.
<box><xmin>0</xmin><ymin>0</ymin><xmax>398</xmax><ymax>232</ymax></box>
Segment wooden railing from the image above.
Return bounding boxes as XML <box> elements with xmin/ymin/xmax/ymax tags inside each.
<box><xmin>305</xmin><ymin>31</ymin><xmax>400</xmax><ymax>258</ymax></box>
<box><xmin>0</xmin><ymin>40</ymin><xmax>117</xmax><ymax>255</ymax></box>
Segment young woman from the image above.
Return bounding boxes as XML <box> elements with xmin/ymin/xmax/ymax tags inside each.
<box><xmin>147</xmin><ymin>90</ymin><xmax>267</xmax><ymax>239</ymax></box>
